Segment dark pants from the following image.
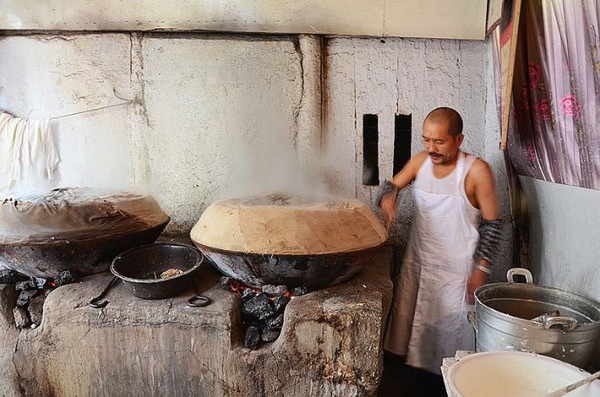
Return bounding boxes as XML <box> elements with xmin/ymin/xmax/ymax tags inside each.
<box><xmin>377</xmin><ymin>351</ymin><xmax>447</xmax><ymax>397</ymax></box>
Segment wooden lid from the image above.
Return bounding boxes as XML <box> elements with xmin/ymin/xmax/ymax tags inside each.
<box><xmin>190</xmin><ymin>192</ymin><xmax>387</xmax><ymax>255</ymax></box>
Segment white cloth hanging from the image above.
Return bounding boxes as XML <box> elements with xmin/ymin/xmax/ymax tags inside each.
<box><xmin>0</xmin><ymin>111</ymin><xmax>60</xmax><ymax>195</ymax></box>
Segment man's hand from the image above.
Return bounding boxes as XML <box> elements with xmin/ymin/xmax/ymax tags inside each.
<box><xmin>380</xmin><ymin>193</ymin><xmax>397</xmax><ymax>228</ymax></box>
<box><xmin>467</xmin><ymin>264</ymin><xmax>488</xmax><ymax>304</ymax></box>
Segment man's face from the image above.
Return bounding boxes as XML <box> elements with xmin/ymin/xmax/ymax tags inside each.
<box><xmin>422</xmin><ymin>120</ymin><xmax>463</xmax><ymax>165</ymax></box>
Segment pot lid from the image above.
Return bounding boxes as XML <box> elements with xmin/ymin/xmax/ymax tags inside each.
<box><xmin>190</xmin><ymin>192</ymin><xmax>387</xmax><ymax>255</ymax></box>
<box><xmin>0</xmin><ymin>187</ymin><xmax>170</xmax><ymax>244</ymax></box>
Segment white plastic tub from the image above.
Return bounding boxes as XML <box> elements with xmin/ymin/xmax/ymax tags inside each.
<box><xmin>446</xmin><ymin>351</ymin><xmax>600</xmax><ymax>397</ymax></box>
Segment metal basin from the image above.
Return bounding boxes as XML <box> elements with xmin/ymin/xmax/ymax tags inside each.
<box><xmin>111</xmin><ymin>243</ymin><xmax>203</xmax><ymax>300</ymax></box>
<box><xmin>471</xmin><ymin>269</ymin><xmax>600</xmax><ymax>370</ymax></box>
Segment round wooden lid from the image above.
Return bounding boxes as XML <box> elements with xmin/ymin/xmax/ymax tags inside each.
<box><xmin>190</xmin><ymin>192</ymin><xmax>387</xmax><ymax>255</ymax></box>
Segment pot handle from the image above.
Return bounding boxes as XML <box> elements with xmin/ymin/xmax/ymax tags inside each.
<box><xmin>506</xmin><ymin>268</ymin><xmax>533</xmax><ymax>284</ymax></box>
<box><xmin>467</xmin><ymin>311</ymin><xmax>477</xmax><ymax>332</ymax></box>
<box><xmin>542</xmin><ymin>316</ymin><xmax>578</xmax><ymax>331</ymax></box>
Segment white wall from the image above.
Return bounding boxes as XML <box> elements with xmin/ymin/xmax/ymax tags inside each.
<box><xmin>0</xmin><ymin>34</ymin><xmax>133</xmax><ymax>191</ymax></box>
<box><xmin>520</xmin><ymin>176</ymin><xmax>600</xmax><ymax>302</ymax></box>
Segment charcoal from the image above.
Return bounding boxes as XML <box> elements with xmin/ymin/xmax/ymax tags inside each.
<box><xmin>28</xmin><ymin>294</ymin><xmax>45</xmax><ymax>325</ymax></box>
<box><xmin>241</xmin><ymin>288</ymin><xmax>258</xmax><ymax>303</ymax></box>
<box><xmin>242</xmin><ymin>293</ymin><xmax>274</xmax><ymax>321</ymax></box>
<box><xmin>54</xmin><ymin>270</ymin><xmax>78</xmax><ymax>287</ymax></box>
<box><xmin>291</xmin><ymin>286</ymin><xmax>308</xmax><ymax>296</ymax></box>
<box><xmin>261</xmin><ymin>284</ymin><xmax>288</xmax><ymax>297</ymax></box>
<box><xmin>244</xmin><ymin>326</ymin><xmax>261</xmax><ymax>350</ymax></box>
<box><xmin>0</xmin><ymin>269</ymin><xmax>26</xmax><ymax>284</ymax></box>
<box><xmin>261</xmin><ymin>329</ymin><xmax>280</xmax><ymax>343</ymax></box>
<box><xmin>17</xmin><ymin>290</ymin><xmax>38</xmax><ymax>307</ymax></box>
<box><xmin>218</xmin><ymin>276</ymin><xmax>232</xmax><ymax>290</ymax></box>
<box><xmin>13</xmin><ymin>307</ymin><xmax>31</xmax><ymax>328</ymax></box>
<box><xmin>272</xmin><ymin>295</ymin><xmax>290</xmax><ymax>314</ymax></box>
<box><xmin>246</xmin><ymin>319</ymin><xmax>266</xmax><ymax>333</ymax></box>
<box><xmin>266</xmin><ymin>313</ymin><xmax>284</xmax><ymax>331</ymax></box>
<box><xmin>33</xmin><ymin>277</ymin><xmax>49</xmax><ymax>289</ymax></box>
<box><xmin>15</xmin><ymin>280</ymin><xmax>37</xmax><ymax>292</ymax></box>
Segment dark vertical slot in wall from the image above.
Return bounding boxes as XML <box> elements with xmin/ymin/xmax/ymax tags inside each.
<box><xmin>362</xmin><ymin>114</ymin><xmax>379</xmax><ymax>186</ymax></box>
<box><xmin>393</xmin><ymin>114</ymin><xmax>412</xmax><ymax>176</ymax></box>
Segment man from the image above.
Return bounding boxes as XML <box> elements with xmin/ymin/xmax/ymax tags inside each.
<box><xmin>379</xmin><ymin>107</ymin><xmax>501</xmax><ymax>375</ymax></box>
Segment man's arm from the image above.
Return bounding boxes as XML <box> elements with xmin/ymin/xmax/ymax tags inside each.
<box><xmin>466</xmin><ymin>159</ymin><xmax>500</xmax><ymax>303</ymax></box>
<box><xmin>379</xmin><ymin>152</ymin><xmax>428</xmax><ymax>225</ymax></box>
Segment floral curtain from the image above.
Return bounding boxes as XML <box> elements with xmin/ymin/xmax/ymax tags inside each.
<box><xmin>508</xmin><ymin>0</ymin><xmax>600</xmax><ymax>190</ymax></box>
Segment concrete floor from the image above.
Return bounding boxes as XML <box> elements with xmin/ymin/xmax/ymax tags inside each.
<box><xmin>377</xmin><ymin>352</ymin><xmax>447</xmax><ymax>397</ymax></box>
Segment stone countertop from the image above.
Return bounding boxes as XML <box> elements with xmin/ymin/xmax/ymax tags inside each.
<box><xmin>1</xmin><ymin>242</ymin><xmax>394</xmax><ymax>397</ymax></box>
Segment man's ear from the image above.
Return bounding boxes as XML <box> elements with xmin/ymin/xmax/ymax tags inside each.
<box><xmin>456</xmin><ymin>133</ymin><xmax>465</xmax><ymax>147</ymax></box>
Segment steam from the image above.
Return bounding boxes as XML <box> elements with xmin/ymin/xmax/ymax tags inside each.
<box><xmin>219</xmin><ymin>114</ymin><xmax>330</xmax><ymax>202</ymax></box>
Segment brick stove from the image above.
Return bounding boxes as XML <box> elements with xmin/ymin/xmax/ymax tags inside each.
<box><xmin>0</xmin><ymin>245</ymin><xmax>392</xmax><ymax>396</ymax></box>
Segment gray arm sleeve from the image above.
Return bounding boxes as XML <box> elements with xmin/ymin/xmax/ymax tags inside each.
<box><xmin>376</xmin><ymin>180</ymin><xmax>396</xmax><ymax>207</ymax></box>
<box><xmin>475</xmin><ymin>218</ymin><xmax>503</xmax><ymax>265</ymax></box>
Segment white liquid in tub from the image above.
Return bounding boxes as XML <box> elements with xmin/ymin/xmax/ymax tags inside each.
<box><xmin>463</xmin><ymin>381</ymin><xmax>549</xmax><ymax>397</ymax></box>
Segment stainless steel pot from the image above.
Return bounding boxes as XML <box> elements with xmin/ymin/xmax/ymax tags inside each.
<box><xmin>469</xmin><ymin>268</ymin><xmax>600</xmax><ymax>370</ymax></box>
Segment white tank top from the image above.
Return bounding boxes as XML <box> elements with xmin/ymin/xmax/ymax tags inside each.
<box><xmin>412</xmin><ymin>151</ymin><xmax>480</xmax><ymax>268</ymax></box>
<box><xmin>415</xmin><ymin>151</ymin><xmax>479</xmax><ymax>216</ymax></box>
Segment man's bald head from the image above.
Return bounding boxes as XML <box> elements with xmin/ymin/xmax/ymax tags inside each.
<box><xmin>423</xmin><ymin>107</ymin><xmax>463</xmax><ymax>138</ymax></box>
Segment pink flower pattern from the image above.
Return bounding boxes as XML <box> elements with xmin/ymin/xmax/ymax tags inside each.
<box><xmin>559</xmin><ymin>94</ymin><xmax>581</xmax><ymax>117</ymax></box>
<box><xmin>528</xmin><ymin>61</ymin><xmax>542</xmax><ymax>89</ymax></box>
<box><xmin>535</xmin><ymin>99</ymin><xmax>552</xmax><ymax>121</ymax></box>
<box><xmin>522</xmin><ymin>84</ymin><xmax>530</xmax><ymax>111</ymax></box>
<box><xmin>527</xmin><ymin>143</ymin><xmax>536</xmax><ymax>163</ymax></box>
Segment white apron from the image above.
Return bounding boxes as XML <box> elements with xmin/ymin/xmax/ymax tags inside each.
<box><xmin>384</xmin><ymin>151</ymin><xmax>479</xmax><ymax>374</ymax></box>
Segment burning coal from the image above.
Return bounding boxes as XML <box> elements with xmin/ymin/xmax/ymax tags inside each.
<box><xmin>0</xmin><ymin>268</ymin><xmax>78</xmax><ymax>328</ymax></box>
<box><xmin>219</xmin><ymin>276</ymin><xmax>308</xmax><ymax>349</ymax></box>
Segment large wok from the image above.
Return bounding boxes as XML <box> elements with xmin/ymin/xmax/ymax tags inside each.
<box><xmin>190</xmin><ymin>193</ymin><xmax>387</xmax><ymax>289</ymax></box>
<box><xmin>0</xmin><ymin>188</ymin><xmax>170</xmax><ymax>278</ymax></box>
<box><xmin>192</xmin><ymin>243</ymin><xmax>380</xmax><ymax>289</ymax></box>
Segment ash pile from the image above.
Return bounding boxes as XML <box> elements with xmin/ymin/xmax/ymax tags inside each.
<box><xmin>0</xmin><ymin>268</ymin><xmax>78</xmax><ymax>328</ymax></box>
<box><xmin>219</xmin><ymin>277</ymin><xmax>308</xmax><ymax>350</ymax></box>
